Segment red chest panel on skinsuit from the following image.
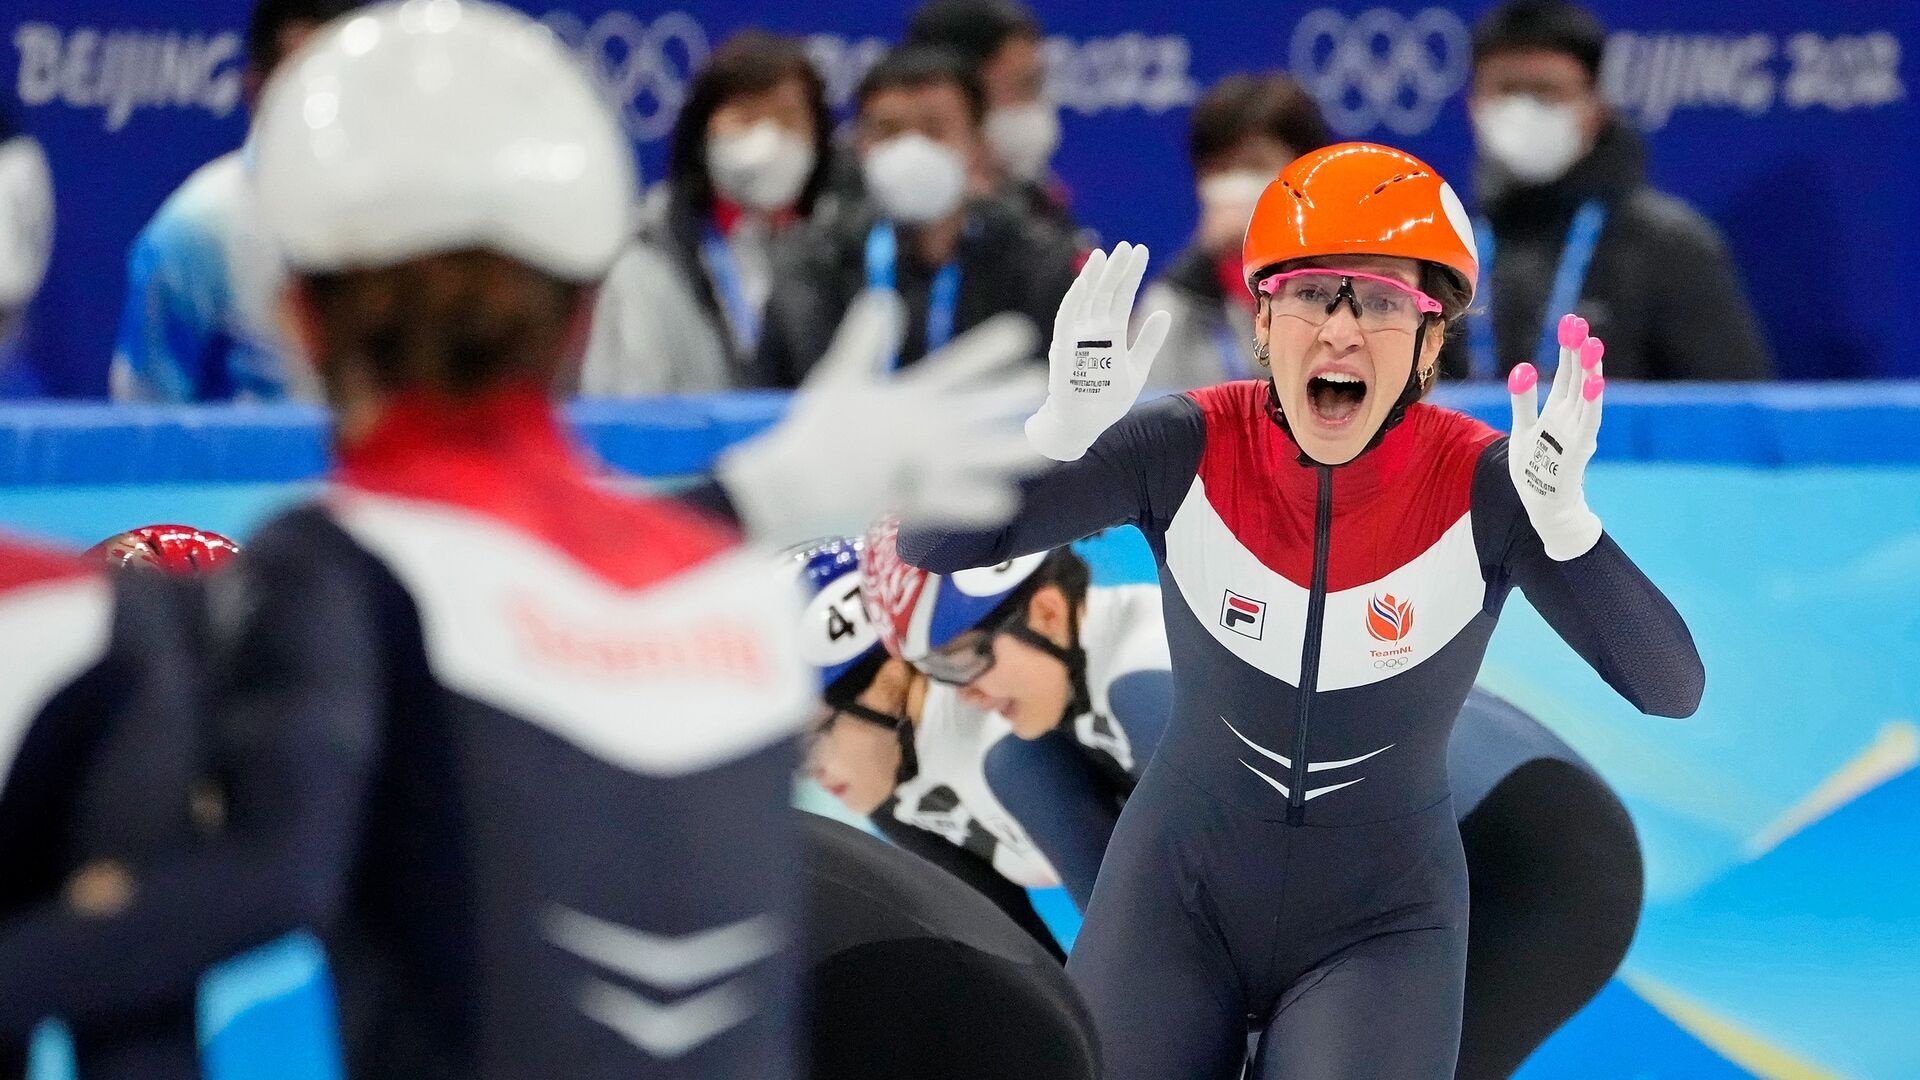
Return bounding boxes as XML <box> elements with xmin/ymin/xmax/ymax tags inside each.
<box><xmin>1185</xmin><ymin>381</ymin><xmax>1500</xmax><ymax>592</ymax></box>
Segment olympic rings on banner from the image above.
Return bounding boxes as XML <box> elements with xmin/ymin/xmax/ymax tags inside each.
<box><xmin>540</xmin><ymin>10</ymin><xmax>710</xmax><ymax>142</ymax></box>
<box><xmin>1289</xmin><ymin>7</ymin><xmax>1471</xmax><ymax>136</ymax></box>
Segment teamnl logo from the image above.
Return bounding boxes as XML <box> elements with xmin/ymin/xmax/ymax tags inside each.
<box><xmin>1366</xmin><ymin>593</ymin><xmax>1415</xmax><ymax>670</ymax></box>
<box><xmin>12</xmin><ymin>23</ymin><xmax>243</xmax><ymax>132</ymax></box>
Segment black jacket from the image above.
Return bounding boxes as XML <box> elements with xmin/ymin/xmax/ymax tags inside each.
<box><xmin>753</xmin><ymin>196</ymin><xmax>1078</xmax><ymax>388</ymax></box>
<box><xmin>0</xmin><ymin>552</ymin><xmax>210</xmax><ymax>1079</ymax></box>
<box><xmin>1441</xmin><ymin>118</ymin><xmax>1772</xmax><ymax>382</ymax></box>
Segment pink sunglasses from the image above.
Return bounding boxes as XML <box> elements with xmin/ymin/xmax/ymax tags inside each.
<box><xmin>1257</xmin><ymin>269</ymin><xmax>1443</xmax><ymax>317</ymax></box>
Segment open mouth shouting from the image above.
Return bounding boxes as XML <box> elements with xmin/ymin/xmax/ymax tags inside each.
<box><xmin>1303</xmin><ymin>365</ymin><xmax>1370</xmax><ymax>430</ymax></box>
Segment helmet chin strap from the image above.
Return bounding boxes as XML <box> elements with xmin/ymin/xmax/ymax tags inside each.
<box><xmin>1263</xmin><ymin>320</ymin><xmax>1430</xmax><ymax>468</ymax></box>
<box><xmin>893</xmin><ymin>717</ymin><xmax>920</xmax><ymax>785</ymax></box>
<box><xmin>1001</xmin><ymin>613</ymin><xmax>1091</xmax><ymax>733</ymax></box>
<box><xmin>823</xmin><ymin>697</ymin><xmax>919</xmax><ymax>783</ymax></box>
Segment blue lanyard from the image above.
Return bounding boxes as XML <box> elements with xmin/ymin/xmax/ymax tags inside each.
<box><xmin>1210</xmin><ymin>312</ymin><xmax>1253</xmax><ymax>381</ymax></box>
<box><xmin>699</xmin><ymin>223</ymin><xmax>760</xmax><ymax>354</ymax></box>
<box><xmin>1468</xmin><ymin>199</ymin><xmax>1606</xmax><ymax>380</ymax></box>
<box><xmin>865</xmin><ymin>223</ymin><xmax>962</xmax><ymax>369</ymax></box>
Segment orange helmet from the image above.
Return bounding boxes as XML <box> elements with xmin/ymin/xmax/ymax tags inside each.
<box><xmin>1241</xmin><ymin>142</ymin><xmax>1478</xmax><ymax>300</ymax></box>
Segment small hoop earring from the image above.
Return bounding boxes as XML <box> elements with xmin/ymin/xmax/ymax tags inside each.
<box><xmin>1252</xmin><ymin>342</ymin><xmax>1271</xmax><ymax>368</ymax></box>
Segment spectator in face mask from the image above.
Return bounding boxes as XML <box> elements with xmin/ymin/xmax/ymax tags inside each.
<box><xmin>1138</xmin><ymin>74</ymin><xmax>1331</xmax><ymax>391</ymax></box>
<box><xmin>904</xmin><ymin>0</ymin><xmax>1076</xmax><ymax>237</ymax></box>
<box><xmin>579</xmin><ymin>31</ymin><xmax>833</xmax><ymax>395</ymax></box>
<box><xmin>754</xmin><ymin>46</ymin><xmax>1077</xmax><ymax>387</ymax></box>
<box><xmin>1446</xmin><ymin>0</ymin><xmax>1772</xmax><ymax>382</ymax></box>
<box><xmin>0</xmin><ymin>104</ymin><xmax>53</xmax><ymax>389</ymax></box>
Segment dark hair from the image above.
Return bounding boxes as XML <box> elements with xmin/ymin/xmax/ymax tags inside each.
<box><xmin>1188</xmin><ymin>73</ymin><xmax>1334</xmax><ymax>173</ymax></box>
<box><xmin>903</xmin><ymin>0</ymin><xmax>1042</xmax><ymax>73</ymax></box>
<box><xmin>668</xmin><ymin>30</ymin><xmax>834</xmax><ymax>216</ymax></box>
<box><xmin>824</xmin><ymin>649</ymin><xmax>891</xmax><ymax>708</ymax></box>
<box><xmin>856</xmin><ymin>45</ymin><xmax>987</xmax><ymax>127</ymax></box>
<box><xmin>246</xmin><ymin>0</ymin><xmax>362</xmax><ymax>75</ymax></box>
<box><xmin>1029</xmin><ymin>547</ymin><xmax>1091</xmax><ymax>609</ymax></box>
<box><xmin>299</xmin><ymin>251</ymin><xmax>583</xmax><ymax>397</ymax></box>
<box><xmin>983</xmin><ymin>547</ymin><xmax>1092</xmax><ymax>632</ymax></box>
<box><xmin>1472</xmin><ymin>0</ymin><xmax>1608</xmax><ymax>83</ymax></box>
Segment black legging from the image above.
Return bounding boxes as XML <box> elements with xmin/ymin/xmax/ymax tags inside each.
<box><xmin>1455</xmin><ymin>758</ymin><xmax>1644</xmax><ymax>1080</ymax></box>
<box><xmin>801</xmin><ymin>812</ymin><xmax>1100</xmax><ymax>1080</ymax></box>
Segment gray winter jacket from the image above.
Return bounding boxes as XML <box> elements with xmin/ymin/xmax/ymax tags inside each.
<box><xmin>579</xmin><ymin>185</ymin><xmax>794</xmax><ymax>396</ymax></box>
<box><xmin>1138</xmin><ymin>243</ymin><xmax>1261</xmax><ymax>393</ymax></box>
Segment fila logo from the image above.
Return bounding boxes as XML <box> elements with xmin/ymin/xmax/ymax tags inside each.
<box><xmin>1219</xmin><ymin>589</ymin><xmax>1266</xmax><ymax>640</ymax></box>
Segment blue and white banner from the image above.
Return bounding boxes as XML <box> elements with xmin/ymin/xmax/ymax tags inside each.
<box><xmin>4</xmin><ymin>0</ymin><xmax>1915</xmax><ymax>394</ymax></box>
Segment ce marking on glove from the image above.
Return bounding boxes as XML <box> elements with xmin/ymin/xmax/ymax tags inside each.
<box><xmin>1524</xmin><ymin>433</ymin><xmax>1564</xmax><ymax>496</ymax></box>
<box><xmin>1071</xmin><ymin>340</ymin><xmax>1116</xmax><ymax>390</ymax></box>
<box><xmin>1074</xmin><ymin>341</ymin><xmax>1114</xmax><ymax>364</ymax></box>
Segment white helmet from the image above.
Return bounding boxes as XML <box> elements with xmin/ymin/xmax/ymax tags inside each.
<box><xmin>252</xmin><ymin>0</ymin><xmax>634</xmax><ymax>282</ymax></box>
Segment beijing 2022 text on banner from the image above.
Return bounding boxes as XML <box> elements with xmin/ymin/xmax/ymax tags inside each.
<box><xmin>4</xmin><ymin>0</ymin><xmax>1914</xmax><ymax>395</ymax></box>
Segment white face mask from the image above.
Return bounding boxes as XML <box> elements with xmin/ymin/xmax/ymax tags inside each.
<box><xmin>984</xmin><ymin>102</ymin><xmax>1060</xmax><ymax>182</ymax></box>
<box><xmin>707</xmin><ymin>119</ymin><xmax>815</xmax><ymax>212</ymax></box>
<box><xmin>1471</xmin><ymin>94</ymin><xmax>1587</xmax><ymax>185</ymax></box>
<box><xmin>862</xmin><ymin>133</ymin><xmax>969</xmax><ymax>224</ymax></box>
<box><xmin>1196</xmin><ymin>169</ymin><xmax>1271</xmax><ymax>252</ymax></box>
<box><xmin>1198</xmin><ymin>170</ymin><xmax>1269</xmax><ymax>217</ymax></box>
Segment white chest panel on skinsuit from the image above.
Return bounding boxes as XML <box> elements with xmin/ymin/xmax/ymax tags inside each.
<box><xmin>891</xmin><ymin>684</ymin><xmax>1060</xmax><ymax>889</ymax></box>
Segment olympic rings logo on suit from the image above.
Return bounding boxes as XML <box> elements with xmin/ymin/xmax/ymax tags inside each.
<box><xmin>539</xmin><ymin>10</ymin><xmax>710</xmax><ymax>142</ymax></box>
<box><xmin>1373</xmin><ymin>657</ymin><xmax>1411</xmax><ymax>671</ymax></box>
<box><xmin>1288</xmin><ymin>7</ymin><xmax>1471</xmax><ymax>137</ymax></box>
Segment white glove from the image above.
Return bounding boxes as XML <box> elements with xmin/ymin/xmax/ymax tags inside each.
<box><xmin>1025</xmin><ymin>242</ymin><xmax>1172</xmax><ymax>461</ymax></box>
<box><xmin>717</xmin><ymin>289</ymin><xmax>1045</xmax><ymax>546</ymax></box>
<box><xmin>1507</xmin><ymin>314</ymin><xmax>1607</xmax><ymax>561</ymax></box>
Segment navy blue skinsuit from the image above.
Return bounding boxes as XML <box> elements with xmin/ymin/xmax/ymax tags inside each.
<box><xmin>982</xmin><ymin>664</ymin><xmax>1173</xmax><ymax>911</ymax></box>
<box><xmin>903</xmin><ymin>381</ymin><xmax>1702</xmax><ymax>1079</ymax></box>
<box><xmin>978</xmin><ymin>582</ymin><xmax>1175</xmax><ymax>911</ymax></box>
<box><xmin>0</xmin><ymin>541</ymin><xmax>209</xmax><ymax>1080</ymax></box>
<box><xmin>0</xmin><ymin>393</ymin><xmax>812</xmax><ymax>1080</ymax></box>
<box><xmin>982</xmin><ymin>611</ymin><xmax>1644</xmax><ymax>1075</ymax></box>
<box><xmin>989</xmin><ymin>667</ymin><xmax>1646</xmax><ymax>1075</ymax></box>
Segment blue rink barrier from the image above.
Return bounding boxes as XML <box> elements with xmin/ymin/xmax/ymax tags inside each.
<box><xmin>1</xmin><ymin>383</ymin><xmax>1918</xmax><ymax>487</ymax></box>
<box><xmin>5</xmin><ymin>386</ymin><xmax>1918</xmax><ymax>1080</ymax></box>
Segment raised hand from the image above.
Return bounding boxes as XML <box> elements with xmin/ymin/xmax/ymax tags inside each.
<box><xmin>1507</xmin><ymin>314</ymin><xmax>1607</xmax><ymax>561</ymax></box>
<box><xmin>1024</xmin><ymin>242</ymin><xmax>1172</xmax><ymax>462</ymax></box>
<box><xmin>718</xmin><ymin>290</ymin><xmax>1046</xmax><ymax>544</ymax></box>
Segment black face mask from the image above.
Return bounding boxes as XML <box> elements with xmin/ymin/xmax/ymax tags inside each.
<box><xmin>1263</xmin><ymin>318</ymin><xmax>1432</xmax><ymax>468</ymax></box>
